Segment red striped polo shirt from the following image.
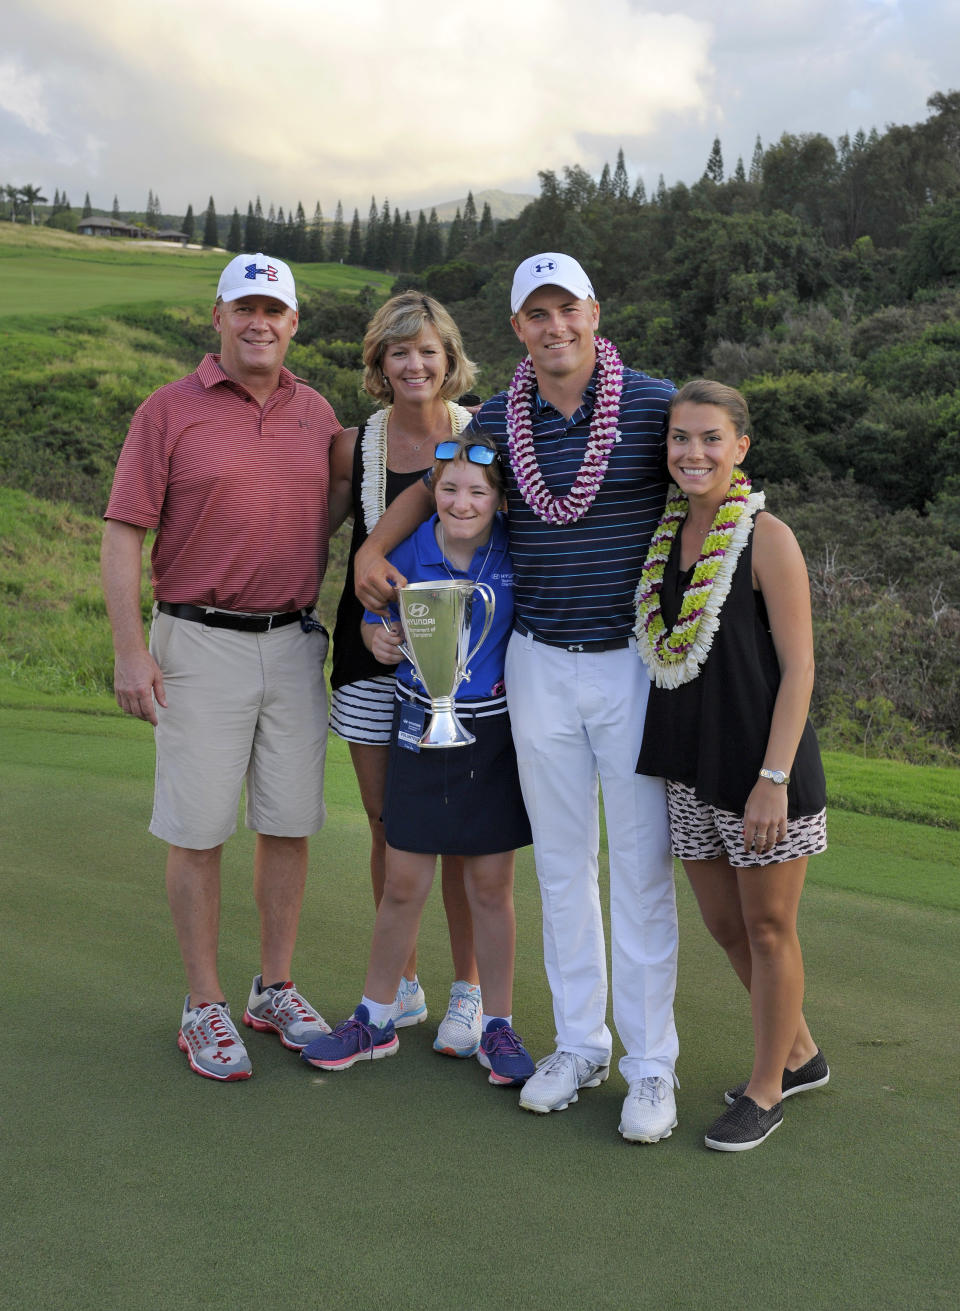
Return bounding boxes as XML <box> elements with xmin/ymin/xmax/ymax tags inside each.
<box><xmin>105</xmin><ymin>354</ymin><xmax>340</xmax><ymax>611</ymax></box>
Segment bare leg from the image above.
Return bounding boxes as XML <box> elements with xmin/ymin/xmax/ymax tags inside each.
<box><xmin>462</xmin><ymin>852</ymin><xmax>516</xmax><ymax>1017</ymax></box>
<box><xmin>166</xmin><ymin>843</ymin><xmax>224</xmax><ymax>1002</ymax></box>
<box><xmin>363</xmin><ymin>845</ymin><xmax>436</xmax><ymax>1005</ymax></box>
<box><xmin>254</xmin><ymin>834</ymin><xmax>308</xmax><ymax>985</ymax></box>
<box><xmin>736</xmin><ymin>856</ymin><xmax>811</xmax><ymax>1108</ymax></box>
<box><xmin>350</xmin><ymin>742</ymin><xmax>477</xmax><ymax>986</ymax></box>
<box><xmin>685</xmin><ymin>856</ymin><xmax>818</xmax><ymax>1073</ymax></box>
<box><xmin>440</xmin><ymin>855</ymin><xmax>479</xmax><ymax>985</ymax></box>
<box><xmin>349</xmin><ymin>741</ymin><xmax>420</xmax><ymax>981</ymax></box>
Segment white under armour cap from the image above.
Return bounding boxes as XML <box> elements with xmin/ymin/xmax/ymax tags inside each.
<box><xmin>216</xmin><ymin>253</ymin><xmax>298</xmax><ymax>312</ymax></box>
<box><xmin>510</xmin><ymin>252</ymin><xmax>595</xmax><ymax>314</ymax></box>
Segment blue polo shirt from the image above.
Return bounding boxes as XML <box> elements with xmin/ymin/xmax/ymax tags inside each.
<box><xmin>363</xmin><ymin>513</ymin><xmax>515</xmax><ymax>700</ymax></box>
<box><xmin>467</xmin><ymin>362</ymin><xmax>673</xmax><ymax>644</ymax></box>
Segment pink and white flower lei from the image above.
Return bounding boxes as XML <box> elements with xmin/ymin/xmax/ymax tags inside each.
<box><xmin>505</xmin><ymin>336</ymin><xmax>623</xmax><ymax>525</ymax></box>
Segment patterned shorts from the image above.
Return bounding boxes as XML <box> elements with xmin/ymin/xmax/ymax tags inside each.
<box><xmin>665</xmin><ymin>781</ymin><xmax>827</xmax><ymax>869</ymax></box>
<box><xmin>329</xmin><ymin>676</ymin><xmax>395</xmax><ymax>746</ymax></box>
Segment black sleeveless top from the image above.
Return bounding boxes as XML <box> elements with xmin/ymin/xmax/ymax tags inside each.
<box><xmin>636</xmin><ymin>511</ymin><xmax>826</xmax><ymax>817</ymax></box>
<box><xmin>330</xmin><ymin>425</ymin><xmax>432</xmax><ymax>691</ymax></box>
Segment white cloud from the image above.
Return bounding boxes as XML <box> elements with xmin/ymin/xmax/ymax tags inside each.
<box><xmin>3</xmin><ymin>1</ymin><xmax>958</xmax><ymax>211</ymax></box>
<box><xmin>0</xmin><ymin>56</ymin><xmax>52</xmax><ymax>135</ymax></box>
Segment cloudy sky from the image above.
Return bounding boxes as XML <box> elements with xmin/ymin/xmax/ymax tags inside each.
<box><xmin>2</xmin><ymin>0</ymin><xmax>957</xmax><ymax>219</ymax></box>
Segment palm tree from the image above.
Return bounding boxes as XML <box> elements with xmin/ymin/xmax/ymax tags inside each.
<box><xmin>19</xmin><ymin>184</ymin><xmax>47</xmax><ymax>224</ymax></box>
<box><xmin>4</xmin><ymin>185</ymin><xmax>21</xmax><ymax>222</ymax></box>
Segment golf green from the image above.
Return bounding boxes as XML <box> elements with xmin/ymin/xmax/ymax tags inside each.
<box><xmin>1</xmin><ymin>706</ymin><xmax>956</xmax><ymax>1310</ymax></box>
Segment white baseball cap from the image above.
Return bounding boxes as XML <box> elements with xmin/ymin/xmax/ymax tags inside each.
<box><xmin>510</xmin><ymin>252</ymin><xmax>595</xmax><ymax>314</ymax></box>
<box><xmin>216</xmin><ymin>253</ymin><xmax>298</xmax><ymax>312</ymax></box>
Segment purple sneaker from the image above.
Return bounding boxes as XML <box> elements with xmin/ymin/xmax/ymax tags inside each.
<box><xmin>476</xmin><ymin>1020</ymin><xmax>535</xmax><ymax>1087</ymax></box>
<box><xmin>301</xmin><ymin>1005</ymin><xmax>399</xmax><ymax>1071</ymax></box>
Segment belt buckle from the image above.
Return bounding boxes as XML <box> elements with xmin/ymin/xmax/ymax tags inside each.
<box><xmin>264</xmin><ymin>613</ymin><xmax>274</xmax><ymax>632</ymax></box>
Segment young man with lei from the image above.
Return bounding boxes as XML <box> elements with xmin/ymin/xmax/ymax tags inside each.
<box><xmin>355</xmin><ymin>252</ymin><xmax>680</xmax><ymax>1143</ymax></box>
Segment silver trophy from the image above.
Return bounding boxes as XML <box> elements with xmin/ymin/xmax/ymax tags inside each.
<box><xmin>383</xmin><ymin>579</ymin><xmax>496</xmax><ymax>748</ymax></box>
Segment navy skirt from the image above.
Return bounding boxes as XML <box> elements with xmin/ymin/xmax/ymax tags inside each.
<box><xmin>382</xmin><ymin>693</ymin><xmax>532</xmax><ymax>855</ymax></box>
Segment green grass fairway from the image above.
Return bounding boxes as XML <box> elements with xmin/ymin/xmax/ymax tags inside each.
<box><xmin>1</xmin><ymin>224</ymin><xmax>391</xmax><ymax>320</ymax></box>
<box><xmin>1</xmin><ymin>703</ymin><xmax>956</xmax><ymax>1310</ymax></box>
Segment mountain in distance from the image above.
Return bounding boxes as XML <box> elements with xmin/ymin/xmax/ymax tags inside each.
<box><xmin>420</xmin><ymin>189</ymin><xmax>535</xmax><ymax>223</ymax></box>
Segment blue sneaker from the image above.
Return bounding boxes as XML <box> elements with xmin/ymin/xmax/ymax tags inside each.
<box><xmin>476</xmin><ymin>1020</ymin><xmax>535</xmax><ymax>1087</ymax></box>
<box><xmin>392</xmin><ymin>976</ymin><xmax>427</xmax><ymax>1029</ymax></box>
<box><xmin>301</xmin><ymin>1005</ymin><xmax>399</xmax><ymax>1071</ymax></box>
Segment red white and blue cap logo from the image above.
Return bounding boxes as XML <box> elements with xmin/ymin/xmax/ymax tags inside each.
<box><xmin>217</xmin><ymin>252</ymin><xmax>297</xmax><ymax>311</ymax></box>
<box><xmin>510</xmin><ymin>251</ymin><xmax>595</xmax><ymax>314</ymax></box>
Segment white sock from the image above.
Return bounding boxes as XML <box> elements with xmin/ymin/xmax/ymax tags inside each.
<box><xmin>482</xmin><ymin>1013</ymin><xmax>512</xmax><ymax>1032</ymax></box>
<box><xmin>360</xmin><ymin>995</ymin><xmax>394</xmax><ymax>1027</ymax></box>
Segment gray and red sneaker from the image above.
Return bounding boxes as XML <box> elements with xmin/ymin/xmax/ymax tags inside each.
<box><xmin>178</xmin><ymin>999</ymin><xmax>252</xmax><ymax>1081</ymax></box>
<box><xmin>243</xmin><ymin>976</ymin><xmax>332</xmax><ymax>1051</ymax></box>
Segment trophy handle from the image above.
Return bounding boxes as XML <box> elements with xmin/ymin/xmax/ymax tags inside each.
<box><xmin>460</xmin><ymin>582</ymin><xmax>496</xmax><ymax>677</ymax></box>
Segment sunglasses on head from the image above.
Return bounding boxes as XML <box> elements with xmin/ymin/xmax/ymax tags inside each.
<box><xmin>434</xmin><ymin>439</ymin><xmax>498</xmax><ymax>466</ymax></box>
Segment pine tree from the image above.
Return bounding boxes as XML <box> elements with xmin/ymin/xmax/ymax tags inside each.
<box><xmin>462</xmin><ymin>191</ymin><xmax>478</xmax><ymax>243</ymax></box>
<box><xmin>253</xmin><ymin>196</ymin><xmax>264</xmax><ymax>249</ymax></box>
<box><xmin>273</xmin><ymin>207</ymin><xmax>287</xmax><ymax>256</ymax></box>
<box><xmin>81</xmin><ymin>192</ymin><xmax>92</xmax><ymax>219</ymax></box>
<box><xmin>290</xmin><ymin>201</ymin><xmax>308</xmax><ymax>262</ymax></box>
<box><xmin>399</xmin><ymin>210</ymin><xmax>414</xmax><ymax>270</ymax></box>
<box><xmin>182</xmin><ymin>204</ymin><xmax>195</xmax><ymax>240</ymax></box>
<box><xmin>734</xmin><ymin>156</ymin><xmax>747</xmax><ymax>184</ymax></box>
<box><xmin>265</xmin><ymin>203</ymin><xmax>277</xmax><ymax>252</ymax></box>
<box><xmin>375</xmin><ymin>197</ymin><xmax>392</xmax><ymax>268</ymax></box>
<box><xmin>389</xmin><ymin>207</ymin><xmax>404</xmax><ymax>270</ymax></box>
<box><xmin>424</xmin><ymin>208</ymin><xmax>443</xmax><ymax>265</ymax></box>
<box><xmin>329</xmin><ymin>200</ymin><xmax>346</xmax><ymax>262</ymax></box>
<box><xmin>612</xmin><ymin>148</ymin><xmax>630</xmax><ymax>200</ymax></box>
<box><xmin>226</xmin><ymin>207</ymin><xmax>242</xmax><ymax>252</ymax></box>
<box><xmin>704</xmin><ymin>137</ymin><xmax>724</xmax><ymax>183</ymax></box>
<box><xmin>308</xmin><ymin>202</ymin><xmax>325</xmax><ymax>262</ymax></box>
<box><xmin>347</xmin><ymin>208</ymin><xmax>363</xmax><ymax>264</ymax></box>
<box><xmin>362</xmin><ymin>196</ymin><xmax>378</xmax><ymax>267</ymax></box>
<box><xmin>479</xmin><ymin>202</ymin><xmax>493</xmax><ymax>238</ymax></box>
<box><xmin>412</xmin><ymin>210</ymin><xmax>428</xmax><ymax>270</ymax></box>
<box><xmin>112</xmin><ymin>195</ymin><xmax>120</xmax><ymax>219</ymax></box>
<box><xmin>597</xmin><ymin>162</ymin><xmax>613</xmax><ymax>199</ymax></box>
<box><xmin>631</xmin><ymin>177</ymin><xmax>647</xmax><ymax>206</ymax></box>
<box><xmin>446</xmin><ymin>207</ymin><xmax>465</xmax><ymax>260</ymax></box>
<box><xmin>243</xmin><ymin>201</ymin><xmax>256</xmax><ymax>249</ymax></box>
<box><xmin>749</xmin><ymin>135</ymin><xmax>764</xmax><ymax>184</ymax></box>
<box><xmin>202</xmin><ymin>196</ymin><xmax>218</xmax><ymax>247</ymax></box>
<box><xmin>655</xmin><ymin>174</ymin><xmax>667</xmax><ymax>205</ymax></box>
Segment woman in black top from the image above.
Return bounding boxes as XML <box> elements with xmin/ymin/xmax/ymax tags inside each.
<box><xmin>327</xmin><ymin>293</ymin><xmax>483</xmax><ymax>1053</ymax></box>
<box><xmin>636</xmin><ymin>380</ymin><xmax>828</xmax><ymax>1152</ymax></box>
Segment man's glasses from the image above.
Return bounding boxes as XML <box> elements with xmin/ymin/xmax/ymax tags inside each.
<box><xmin>434</xmin><ymin>439</ymin><xmax>498</xmax><ymax>466</ymax></box>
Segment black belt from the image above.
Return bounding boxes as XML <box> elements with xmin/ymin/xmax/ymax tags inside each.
<box><xmin>158</xmin><ymin>602</ymin><xmax>309</xmax><ymax>633</ymax></box>
<box><xmin>513</xmin><ymin>619</ymin><xmax>631</xmax><ymax>653</ymax></box>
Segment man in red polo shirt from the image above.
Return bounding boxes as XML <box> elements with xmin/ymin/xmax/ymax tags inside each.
<box><xmin>102</xmin><ymin>253</ymin><xmax>341</xmax><ymax>1080</ymax></box>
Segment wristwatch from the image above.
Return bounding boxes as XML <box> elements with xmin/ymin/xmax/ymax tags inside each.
<box><xmin>759</xmin><ymin>768</ymin><xmax>790</xmax><ymax>785</ymax></box>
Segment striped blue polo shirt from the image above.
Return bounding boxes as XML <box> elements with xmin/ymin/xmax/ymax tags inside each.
<box><xmin>469</xmin><ymin>361</ymin><xmax>673</xmax><ymax>645</ymax></box>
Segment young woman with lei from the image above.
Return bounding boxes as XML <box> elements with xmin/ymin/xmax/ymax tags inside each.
<box><xmin>634</xmin><ymin>379</ymin><xmax>829</xmax><ymax>1153</ymax></box>
<box><xmin>327</xmin><ymin>292</ymin><xmax>484</xmax><ymax>1057</ymax></box>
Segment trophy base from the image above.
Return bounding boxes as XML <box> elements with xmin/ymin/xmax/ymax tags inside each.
<box><xmin>419</xmin><ymin>700</ymin><xmax>475</xmax><ymax>749</ymax></box>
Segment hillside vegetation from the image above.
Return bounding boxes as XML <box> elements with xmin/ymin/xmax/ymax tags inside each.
<box><xmin>1</xmin><ymin>95</ymin><xmax>959</xmax><ymax>762</ymax></box>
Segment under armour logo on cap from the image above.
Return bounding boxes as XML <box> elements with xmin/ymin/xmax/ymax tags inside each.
<box><xmin>511</xmin><ymin>251</ymin><xmax>595</xmax><ymax>313</ymax></box>
<box><xmin>244</xmin><ymin>263</ymin><xmax>279</xmax><ymax>282</ymax></box>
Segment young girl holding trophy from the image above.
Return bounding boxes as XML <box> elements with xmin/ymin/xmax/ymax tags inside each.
<box><xmin>303</xmin><ymin>433</ymin><xmax>535</xmax><ymax>1088</ymax></box>
<box><xmin>635</xmin><ymin>380</ymin><xmax>829</xmax><ymax>1152</ymax></box>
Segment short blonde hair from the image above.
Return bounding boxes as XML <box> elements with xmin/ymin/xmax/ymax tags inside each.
<box><xmin>363</xmin><ymin>292</ymin><xmax>477</xmax><ymax>403</ymax></box>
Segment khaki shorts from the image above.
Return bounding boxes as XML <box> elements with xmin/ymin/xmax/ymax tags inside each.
<box><xmin>148</xmin><ymin>608</ymin><xmax>328</xmax><ymax>849</ymax></box>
